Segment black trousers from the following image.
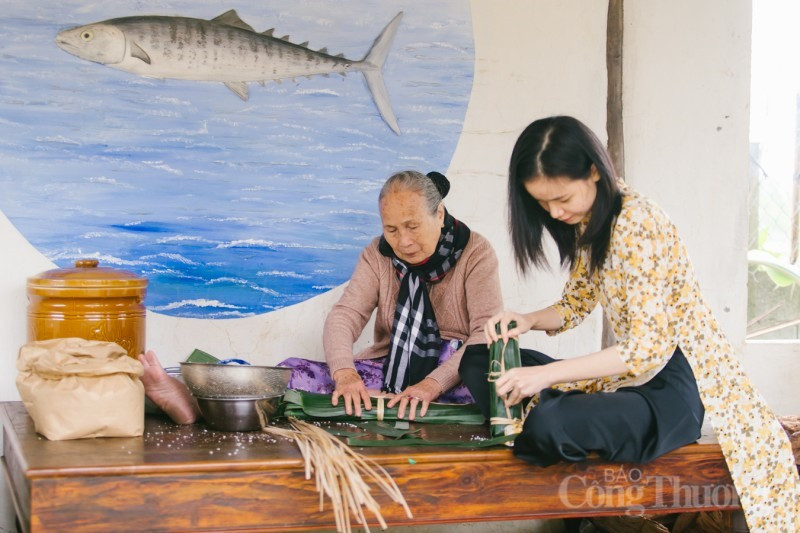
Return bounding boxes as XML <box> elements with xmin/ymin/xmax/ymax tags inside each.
<box><xmin>458</xmin><ymin>345</ymin><xmax>705</xmax><ymax>467</ymax></box>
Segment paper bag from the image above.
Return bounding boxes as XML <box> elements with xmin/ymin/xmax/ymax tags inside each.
<box><xmin>16</xmin><ymin>337</ymin><xmax>145</xmax><ymax>440</ymax></box>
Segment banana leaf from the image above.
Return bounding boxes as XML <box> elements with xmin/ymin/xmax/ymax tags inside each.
<box><xmin>334</xmin><ymin>417</ymin><xmax>515</xmax><ymax>448</ymax></box>
<box><xmin>186</xmin><ymin>348</ymin><xmax>221</xmax><ymax>363</ymax></box>
<box><xmin>488</xmin><ymin>322</ymin><xmax>523</xmax><ymax>438</ymax></box>
<box><xmin>352</xmin><ymin>421</ymin><xmax>422</xmax><ymax>438</ymax></box>
<box><xmin>347</xmin><ymin>433</ymin><xmax>516</xmax><ymax>448</ymax></box>
<box><xmin>280</xmin><ymin>389</ymin><xmax>485</xmax><ymax>425</ymax></box>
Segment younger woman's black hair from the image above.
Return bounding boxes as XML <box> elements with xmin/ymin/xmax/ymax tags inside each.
<box><xmin>508</xmin><ymin>116</ymin><xmax>622</xmax><ymax>274</ymax></box>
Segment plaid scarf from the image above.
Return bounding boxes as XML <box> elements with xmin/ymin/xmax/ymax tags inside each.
<box><xmin>378</xmin><ymin>210</ymin><xmax>470</xmax><ymax>393</ymax></box>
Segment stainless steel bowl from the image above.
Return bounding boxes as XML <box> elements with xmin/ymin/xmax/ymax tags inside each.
<box><xmin>179</xmin><ymin>362</ymin><xmax>291</xmax><ymax>399</ymax></box>
<box><xmin>196</xmin><ymin>396</ymin><xmax>282</xmax><ymax>432</ymax></box>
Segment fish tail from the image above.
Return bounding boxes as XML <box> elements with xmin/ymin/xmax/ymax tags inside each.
<box><xmin>359</xmin><ymin>12</ymin><xmax>403</xmax><ymax>135</ymax></box>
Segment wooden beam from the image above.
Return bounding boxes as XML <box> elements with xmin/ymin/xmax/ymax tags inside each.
<box><xmin>603</xmin><ymin>0</ymin><xmax>624</xmax><ymax>349</ymax></box>
<box><xmin>606</xmin><ymin>0</ymin><xmax>625</xmax><ymax>176</ymax></box>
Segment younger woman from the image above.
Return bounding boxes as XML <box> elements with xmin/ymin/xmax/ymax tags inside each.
<box><xmin>459</xmin><ymin>116</ymin><xmax>799</xmax><ymax>532</ymax></box>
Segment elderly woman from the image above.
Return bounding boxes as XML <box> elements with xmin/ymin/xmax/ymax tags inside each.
<box><xmin>280</xmin><ymin>170</ymin><xmax>503</xmax><ymax>420</ymax></box>
<box><xmin>141</xmin><ymin>170</ymin><xmax>502</xmax><ymax>423</ymax></box>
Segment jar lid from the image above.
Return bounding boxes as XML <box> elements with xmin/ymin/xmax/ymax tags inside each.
<box><xmin>27</xmin><ymin>259</ymin><xmax>148</xmax><ymax>297</ymax></box>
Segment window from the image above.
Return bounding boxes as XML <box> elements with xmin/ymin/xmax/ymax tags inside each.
<box><xmin>747</xmin><ymin>0</ymin><xmax>800</xmax><ymax>340</ymax></box>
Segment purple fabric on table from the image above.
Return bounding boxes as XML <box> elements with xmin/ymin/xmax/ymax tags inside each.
<box><xmin>278</xmin><ymin>339</ymin><xmax>474</xmax><ymax>404</ymax></box>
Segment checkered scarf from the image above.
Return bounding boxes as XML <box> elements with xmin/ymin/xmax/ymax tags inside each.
<box><xmin>378</xmin><ymin>210</ymin><xmax>470</xmax><ymax>393</ymax></box>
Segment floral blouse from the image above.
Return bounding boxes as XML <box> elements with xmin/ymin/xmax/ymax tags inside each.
<box><xmin>546</xmin><ymin>186</ymin><xmax>799</xmax><ymax>532</ymax></box>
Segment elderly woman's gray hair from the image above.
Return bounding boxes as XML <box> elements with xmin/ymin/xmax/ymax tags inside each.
<box><xmin>378</xmin><ymin>170</ymin><xmax>444</xmax><ymax>215</ymax></box>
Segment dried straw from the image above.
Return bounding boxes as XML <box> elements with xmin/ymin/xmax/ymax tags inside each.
<box><xmin>263</xmin><ymin>417</ymin><xmax>413</xmax><ymax>533</ymax></box>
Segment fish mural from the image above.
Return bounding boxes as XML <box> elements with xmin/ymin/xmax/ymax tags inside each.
<box><xmin>0</xmin><ymin>1</ymin><xmax>474</xmax><ymax>318</ymax></box>
<box><xmin>55</xmin><ymin>9</ymin><xmax>404</xmax><ymax>134</ymax></box>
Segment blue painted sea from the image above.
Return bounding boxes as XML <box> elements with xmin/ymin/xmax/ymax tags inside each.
<box><xmin>0</xmin><ymin>1</ymin><xmax>473</xmax><ymax>317</ymax></box>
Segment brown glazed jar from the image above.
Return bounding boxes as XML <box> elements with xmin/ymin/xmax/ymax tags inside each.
<box><xmin>27</xmin><ymin>259</ymin><xmax>148</xmax><ymax>357</ymax></box>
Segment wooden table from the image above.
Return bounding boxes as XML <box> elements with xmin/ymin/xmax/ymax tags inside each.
<box><xmin>1</xmin><ymin>402</ymin><xmax>738</xmax><ymax>532</ymax></box>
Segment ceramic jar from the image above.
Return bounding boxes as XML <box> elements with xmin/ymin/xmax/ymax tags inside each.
<box><xmin>26</xmin><ymin>259</ymin><xmax>148</xmax><ymax>357</ymax></box>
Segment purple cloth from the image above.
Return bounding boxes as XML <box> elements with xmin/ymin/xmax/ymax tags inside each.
<box><xmin>278</xmin><ymin>339</ymin><xmax>474</xmax><ymax>404</ymax></box>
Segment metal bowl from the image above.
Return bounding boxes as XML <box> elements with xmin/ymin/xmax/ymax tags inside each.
<box><xmin>179</xmin><ymin>362</ymin><xmax>291</xmax><ymax>399</ymax></box>
<box><xmin>196</xmin><ymin>396</ymin><xmax>282</xmax><ymax>432</ymax></box>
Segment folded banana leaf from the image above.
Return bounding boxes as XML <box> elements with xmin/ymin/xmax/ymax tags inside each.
<box><xmin>280</xmin><ymin>389</ymin><xmax>486</xmax><ymax>425</ymax></box>
<box><xmin>488</xmin><ymin>322</ymin><xmax>523</xmax><ymax>439</ymax></box>
<box><xmin>346</xmin><ymin>433</ymin><xmax>516</xmax><ymax>448</ymax></box>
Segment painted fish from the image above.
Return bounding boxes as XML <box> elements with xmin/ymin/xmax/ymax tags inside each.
<box><xmin>55</xmin><ymin>10</ymin><xmax>403</xmax><ymax>134</ymax></box>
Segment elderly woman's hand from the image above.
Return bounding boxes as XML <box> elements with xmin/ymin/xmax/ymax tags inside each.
<box><xmin>331</xmin><ymin>368</ymin><xmax>372</xmax><ymax>416</ymax></box>
<box><xmin>386</xmin><ymin>377</ymin><xmax>441</xmax><ymax>421</ymax></box>
<box><xmin>484</xmin><ymin>310</ymin><xmax>533</xmax><ymax>346</ymax></box>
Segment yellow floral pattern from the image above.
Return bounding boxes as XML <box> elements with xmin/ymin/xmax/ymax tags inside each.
<box><xmin>547</xmin><ymin>186</ymin><xmax>800</xmax><ymax>532</ymax></box>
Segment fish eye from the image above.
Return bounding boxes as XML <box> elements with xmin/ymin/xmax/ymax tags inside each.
<box><xmin>80</xmin><ymin>30</ymin><xmax>94</xmax><ymax>42</ymax></box>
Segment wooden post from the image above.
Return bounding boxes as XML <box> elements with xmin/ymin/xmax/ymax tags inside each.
<box><xmin>791</xmin><ymin>94</ymin><xmax>800</xmax><ymax>264</ymax></box>
<box><xmin>607</xmin><ymin>0</ymin><xmax>625</xmax><ymax>178</ymax></box>
<box><xmin>603</xmin><ymin>0</ymin><xmax>624</xmax><ymax>348</ymax></box>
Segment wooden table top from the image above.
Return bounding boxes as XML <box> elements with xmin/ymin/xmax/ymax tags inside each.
<box><xmin>1</xmin><ymin>401</ymin><xmax>731</xmax><ymax>533</ymax></box>
<box><xmin>1</xmin><ymin>402</ymin><xmax>721</xmax><ymax>474</ymax></box>
<box><xmin>2</xmin><ymin>402</ymin><xmax>528</xmax><ymax>476</ymax></box>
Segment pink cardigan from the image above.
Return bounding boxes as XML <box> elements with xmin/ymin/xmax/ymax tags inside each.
<box><xmin>323</xmin><ymin>231</ymin><xmax>503</xmax><ymax>393</ymax></box>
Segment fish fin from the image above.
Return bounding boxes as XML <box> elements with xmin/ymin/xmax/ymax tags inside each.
<box><xmin>318</xmin><ymin>47</ymin><xmax>328</xmax><ymax>55</ymax></box>
<box><xmin>281</xmin><ymin>35</ymin><xmax>290</xmax><ymax>41</ymax></box>
<box><xmin>130</xmin><ymin>42</ymin><xmax>151</xmax><ymax>64</ymax></box>
<box><xmin>262</xmin><ymin>28</ymin><xmax>275</xmax><ymax>37</ymax></box>
<box><xmin>299</xmin><ymin>41</ymin><xmax>309</xmax><ymax>48</ymax></box>
<box><xmin>359</xmin><ymin>12</ymin><xmax>403</xmax><ymax>135</ymax></box>
<box><xmin>212</xmin><ymin>9</ymin><xmax>255</xmax><ymax>32</ymax></box>
<box><xmin>224</xmin><ymin>81</ymin><xmax>249</xmax><ymax>101</ymax></box>
<box><xmin>335</xmin><ymin>53</ymin><xmax>345</xmax><ymax>58</ymax></box>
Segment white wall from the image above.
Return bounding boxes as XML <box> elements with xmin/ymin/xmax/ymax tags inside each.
<box><xmin>621</xmin><ymin>1</ymin><xmax>800</xmax><ymax>414</ymax></box>
<box><xmin>450</xmin><ymin>0</ymin><xmax>608</xmax><ymax>357</ymax></box>
<box><xmin>624</xmin><ymin>0</ymin><xmax>753</xmax><ymax>347</ymax></box>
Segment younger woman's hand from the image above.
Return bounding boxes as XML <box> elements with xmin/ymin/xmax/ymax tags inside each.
<box><xmin>386</xmin><ymin>377</ymin><xmax>441</xmax><ymax>421</ymax></box>
<box><xmin>494</xmin><ymin>366</ymin><xmax>554</xmax><ymax>406</ymax></box>
<box><xmin>331</xmin><ymin>368</ymin><xmax>372</xmax><ymax>416</ymax></box>
<box><xmin>484</xmin><ymin>310</ymin><xmax>533</xmax><ymax>346</ymax></box>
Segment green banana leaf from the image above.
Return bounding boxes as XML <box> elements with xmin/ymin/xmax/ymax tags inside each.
<box><xmin>186</xmin><ymin>348</ymin><xmax>221</xmax><ymax>363</ymax></box>
<box><xmin>488</xmin><ymin>322</ymin><xmax>523</xmax><ymax>438</ymax></box>
<box><xmin>352</xmin><ymin>420</ymin><xmax>422</xmax><ymax>438</ymax></box>
<box><xmin>280</xmin><ymin>389</ymin><xmax>486</xmax><ymax>425</ymax></box>
<box><xmin>347</xmin><ymin>433</ymin><xmax>516</xmax><ymax>448</ymax></box>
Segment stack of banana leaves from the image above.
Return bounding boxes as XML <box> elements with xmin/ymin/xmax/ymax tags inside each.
<box><xmin>279</xmin><ymin>390</ymin><xmax>515</xmax><ymax>448</ymax></box>
<box><xmin>280</xmin><ymin>389</ymin><xmax>485</xmax><ymax>424</ymax></box>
